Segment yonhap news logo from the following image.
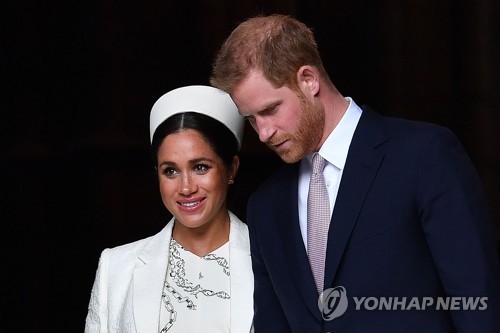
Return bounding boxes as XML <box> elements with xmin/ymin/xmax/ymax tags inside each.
<box><xmin>318</xmin><ymin>286</ymin><xmax>349</xmax><ymax>320</ymax></box>
<box><xmin>318</xmin><ymin>286</ymin><xmax>488</xmax><ymax>321</ymax></box>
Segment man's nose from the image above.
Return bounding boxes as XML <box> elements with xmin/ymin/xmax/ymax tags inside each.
<box><xmin>255</xmin><ymin>117</ymin><xmax>275</xmax><ymax>143</ymax></box>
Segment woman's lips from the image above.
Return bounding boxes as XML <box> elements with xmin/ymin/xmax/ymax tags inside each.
<box><xmin>177</xmin><ymin>197</ymin><xmax>206</xmax><ymax>212</ymax></box>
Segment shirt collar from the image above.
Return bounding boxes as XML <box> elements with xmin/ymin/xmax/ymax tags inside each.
<box><xmin>307</xmin><ymin>97</ymin><xmax>362</xmax><ymax>170</ymax></box>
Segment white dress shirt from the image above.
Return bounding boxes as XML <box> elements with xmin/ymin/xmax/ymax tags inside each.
<box><xmin>298</xmin><ymin>97</ymin><xmax>362</xmax><ymax>248</ymax></box>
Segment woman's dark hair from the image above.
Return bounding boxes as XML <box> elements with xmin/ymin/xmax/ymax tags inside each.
<box><xmin>151</xmin><ymin>112</ymin><xmax>238</xmax><ymax>169</ymax></box>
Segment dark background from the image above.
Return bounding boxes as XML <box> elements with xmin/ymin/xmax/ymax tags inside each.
<box><xmin>4</xmin><ymin>0</ymin><xmax>499</xmax><ymax>331</ymax></box>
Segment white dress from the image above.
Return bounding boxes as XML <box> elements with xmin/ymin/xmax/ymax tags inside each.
<box><xmin>159</xmin><ymin>238</ymin><xmax>231</xmax><ymax>332</ymax></box>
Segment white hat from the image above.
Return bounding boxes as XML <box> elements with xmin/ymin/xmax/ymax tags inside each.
<box><xmin>150</xmin><ymin>85</ymin><xmax>244</xmax><ymax>150</ymax></box>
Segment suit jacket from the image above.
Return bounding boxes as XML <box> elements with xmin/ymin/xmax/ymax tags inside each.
<box><xmin>85</xmin><ymin>212</ymin><xmax>254</xmax><ymax>332</ymax></box>
<box><xmin>247</xmin><ymin>107</ymin><xmax>500</xmax><ymax>332</ymax></box>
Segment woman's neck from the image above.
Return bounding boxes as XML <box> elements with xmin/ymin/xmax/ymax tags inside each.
<box><xmin>172</xmin><ymin>213</ymin><xmax>231</xmax><ymax>257</ymax></box>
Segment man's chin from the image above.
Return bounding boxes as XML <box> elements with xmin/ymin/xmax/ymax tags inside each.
<box><xmin>266</xmin><ymin>141</ymin><xmax>304</xmax><ymax>163</ymax></box>
<box><xmin>277</xmin><ymin>149</ymin><xmax>302</xmax><ymax>164</ymax></box>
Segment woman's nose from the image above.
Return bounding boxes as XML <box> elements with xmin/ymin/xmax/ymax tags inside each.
<box><xmin>179</xmin><ymin>173</ymin><xmax>197</xmax><ymax>195</ymax></box>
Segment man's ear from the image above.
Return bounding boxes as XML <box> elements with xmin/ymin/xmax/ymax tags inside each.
<box><xmin>297</xmin><ymin>65</ymin><xmax>320</xmax><ymax>96</ymax></box>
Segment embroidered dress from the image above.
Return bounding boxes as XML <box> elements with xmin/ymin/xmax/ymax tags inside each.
<box><xmin>159</xmin><ymin>238</ymin><xmax>231</xmax><ymax>332</ymax></box>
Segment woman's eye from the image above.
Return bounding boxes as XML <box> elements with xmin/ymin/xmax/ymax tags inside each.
<box><xmin>194</xmin><ymin>164</ymin><xmax>210</xmax><ymax>173</ymax></box>
<box><xmin>163</xmin><ymin>167</ymin><xmax>178</xmax><ymax>177</ymax></box>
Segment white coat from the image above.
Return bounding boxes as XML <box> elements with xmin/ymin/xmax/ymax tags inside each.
<box><xmin>85</xmin><ymin>212</ymin><xmax>253</xmax><ymax>332</ymax></box>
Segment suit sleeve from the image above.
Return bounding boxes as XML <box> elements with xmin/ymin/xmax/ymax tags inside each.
<box><xmin>416</xmin><ymin>127</ymin><xmax>500</xmax><ymax>332</ymax></box>
<box><xmin>85</xmin><ymin>249</ymin><xmax>110</xmax><ymax>333</ymax></box>
<box><xmin>247</xmin><ymin>196</ymin><xmax>292</xmax><ymax>332</ymax></box>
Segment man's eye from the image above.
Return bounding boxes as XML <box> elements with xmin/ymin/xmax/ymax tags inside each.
<box><xmin>264</xmin><ymin>106</ymin><xmax>278</xmax><ymax>115</ymax></box>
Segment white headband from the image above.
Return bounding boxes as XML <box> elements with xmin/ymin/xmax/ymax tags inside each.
<box><xmin>150</xmin><ymin>85</ymin><xmax>244</xmax><ymax>150</ymax></box>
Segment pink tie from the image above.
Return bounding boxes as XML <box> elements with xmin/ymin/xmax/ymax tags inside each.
<box><xmin>307</xmin><ymin>153</ymin><xmax>330</xmax><ymax>295</ymax></box>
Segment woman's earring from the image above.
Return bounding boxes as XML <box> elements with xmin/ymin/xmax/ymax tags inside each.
<box><xmin>228</xmin><ymin>178</ymin><xmax>234</xmax><ymax>185</ymax></box>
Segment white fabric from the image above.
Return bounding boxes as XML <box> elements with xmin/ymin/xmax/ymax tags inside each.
<box><xmin>159</xmin><ymin>240</ymin><xmax>231</xmax><ymax>332</ymax></box>
<box><xmin>84</xmin><ymin>212</ymin><xmax>253</xmax><ymax>333</ymax></box>
<box><xmin>298</xmin><ymin>97</ymin><xmax>363</xmax><ymax>247</ymax></box>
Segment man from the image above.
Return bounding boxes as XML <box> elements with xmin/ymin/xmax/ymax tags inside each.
<box><xmin>210</xmin><ymin>14</ymin><xmax>499</xmax><ymax>332</ymax></box>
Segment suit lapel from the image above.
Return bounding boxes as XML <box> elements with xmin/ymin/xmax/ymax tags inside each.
<box><xmin>274</xmin><ymin>164</ymin><xmax>321</xmax><ymax>319</ymax></box>
<box><xmin>324</xmin><ymin>108</ymin><xmax>388</xmax><ymax>289</ymax></box>
<box><xmin>133</xmin><ymin>220</ymin><xmax>173</xmax><ymax>332</ymax></box>
<box><xmin>228</xmin><ymin>213</ymin><xmax>254</xmax><ymax>332</ymax></box>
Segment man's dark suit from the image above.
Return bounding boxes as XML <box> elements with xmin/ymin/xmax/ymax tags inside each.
<box><xmin>247</xmin><ymin>107</ymin><xmax>500</xmax><ymax>332</ymax></box>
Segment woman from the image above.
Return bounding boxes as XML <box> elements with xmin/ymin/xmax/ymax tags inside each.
<box><xmin>85</xmin><ymin>85</ymin><xmax>253</xmax><ymax>332</ymax></box>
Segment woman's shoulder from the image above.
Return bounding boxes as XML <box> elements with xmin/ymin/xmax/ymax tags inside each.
<box><xmin>229</xmin><ymin>211</ymin><xmax>247</xmax><ymax>231</ymax></box>
<box><xmin>101</xmin><ymin>220</ymin><xmax>174</xmax><ymax>264</ymax></box>
<box><xmin>228</xmin><ymin>211</ymin><xmax>250</xmax><ymax>251</ymax></box>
